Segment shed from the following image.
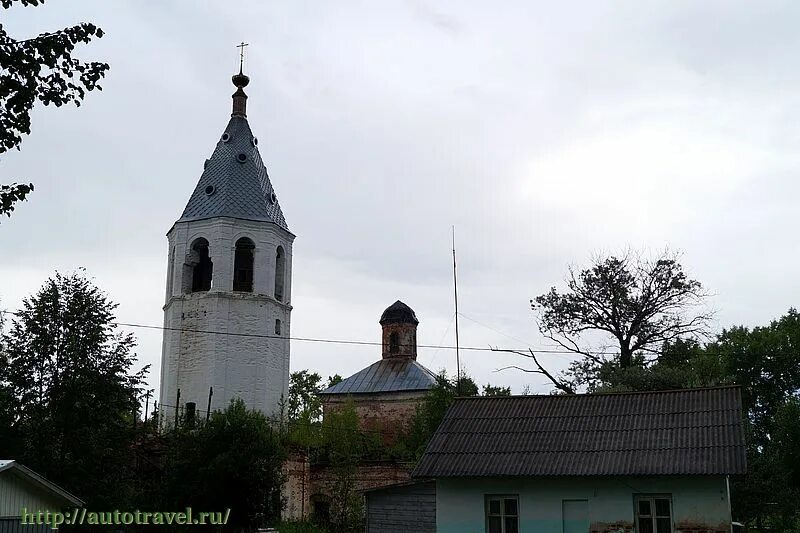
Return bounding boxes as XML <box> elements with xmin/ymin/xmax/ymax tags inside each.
<box><xmin>413</xmin><ymin>386</ymin><xmax>747</xmax><ymax>533</ymax></box>
<box><xmin>0</xmin><ymin>460</ymin><xmax>83</xmax><ymax>532</ymax></box>
<box><xmin>365</xmin><ymin>480</ymin><xmax>436</xmax><ymax>533</ymax></box>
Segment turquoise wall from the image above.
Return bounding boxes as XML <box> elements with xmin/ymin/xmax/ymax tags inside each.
<box><xmin>436</xmin><ymin>476</ymin><xmax>730</xmax><ymax>533</ymax></box>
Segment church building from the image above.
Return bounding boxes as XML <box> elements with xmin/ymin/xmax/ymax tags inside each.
<box><xmin>158</xmin><ymin>67</ymin><xmax>294</xmax><ymax>424</ymax></box>
<box><xmin>282</xmin><ymin>301</ymin><xmax>439</xmax><ymax>521</ymax></box>
<box><xmin>319</xmin><ymin>300</ymin><xmax>438</xmax><ymax>443</ymax></box>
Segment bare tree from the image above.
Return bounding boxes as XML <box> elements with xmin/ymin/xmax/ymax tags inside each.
<box><xmin>493</xmin><ymin>347</ymin><xmax>577</xmax><ymax>394</ymax></box>
<box><xmin>532</xmin><ymin>250</ymin><xmax>711</xmax><ymax>371</ymax></box>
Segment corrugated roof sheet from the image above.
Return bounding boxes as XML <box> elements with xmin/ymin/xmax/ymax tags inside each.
<box><xmin>320</xmin><ymin>358</ymin><xmax>438</xmax><ymax>395</ymax></box>
<box><xmin>412</xmin><ymin>386</ymin><xmax>747</xmax><ymax>478</ymax></box>
<box><xmin>178</xmin><ymin>116</ymin><xmax>289</xmax><ymax>230</ymax></box>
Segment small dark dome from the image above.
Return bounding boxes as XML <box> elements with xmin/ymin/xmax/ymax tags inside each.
<box><xmin>232</xmin><ymin>72</ymin><xmax>250</xmax><ymax>88</ymax></box>
<box><xmin>380</xmin><ymin>300</ymin><xmax>419</xmax><ymax>325</ymax></box>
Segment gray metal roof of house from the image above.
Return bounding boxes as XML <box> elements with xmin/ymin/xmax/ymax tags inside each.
<box><xmin>0</xmin><ymin>459</ymin><xmax>84</xmax><ymax>505</ymax></box>
<box><xmin>412</xmin><ymin>386</ymin><xmax>747</xmax><ymax>478</ymax></box>
<box><xmin>320</xmin><ymin>358</ymin><xmax>438</xmax><ymax>395</ymax></box>
<box><xmin>178</xmin><ymin>115</ymin><xmax>289</xmax><ymax>230</ymax></box>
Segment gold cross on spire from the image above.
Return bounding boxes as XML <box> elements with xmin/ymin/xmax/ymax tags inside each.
<box><xmin>236</xmin><ymin>42</ymin><xmax>249</xmax><ymax>73</ymax></box>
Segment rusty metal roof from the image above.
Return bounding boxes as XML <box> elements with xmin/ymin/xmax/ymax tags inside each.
<box><xmin>320</xmin><ymin>358</ymin><xmax>438</xmax><ymax>395</ymax></box>
<box><xmin>412</xmin><ymin>386</ymin><xmax>747</xmax><ymax>478</ymax></box>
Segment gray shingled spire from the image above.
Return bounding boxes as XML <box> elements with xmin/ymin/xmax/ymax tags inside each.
<box><xmin>177</xmin><ymin>71</ymin><xmax>288</xmax><ymax>229</ymax></box>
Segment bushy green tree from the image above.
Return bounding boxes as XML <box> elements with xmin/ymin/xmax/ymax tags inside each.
<box><xmin>398</xmin><ymin>371</ymin><xmax>508</xmax><ymax>460</ymax></box>
<box><xmin>289</xmin><ymin>370</ymin><xmax>324</xmax><ymax>423</ymax></box>
<box><xmin>160</xmin><ymin>399</ymin><xmax>286</xmax><ymax>530</ymax></box>
<box><xmin>482</xmin><ymin>384</ymin><xmax>512</xmax><ymax>396</ymax></box>
<box><xmin>321</xmin><ymin>401</ymin><xmax>364</xmax><ymax>532</ymax></box>
<box><xmin>0</xmin><ymin>271</ymin><xmax>147</xmax><ymax>506</ymax></box>
<box><xmin>576</xmin><ymin>309</ymin><xmax>800</xmax><ymax>529</ymax></box>
<box><xmin>1</xmin><ymin>0</ymin><xmax>109</xmax><ymax>219</ymax></box>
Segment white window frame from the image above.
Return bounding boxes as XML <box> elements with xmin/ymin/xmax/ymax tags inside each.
<box><xmin>485</xmin><ymin>494</ymin><xmax>519</xmax><ymax>533</ymax></box>
<box><xmin>634</xmin><ymin>494</ymin><xmax>673</xmax><ymax>533</ymax></box>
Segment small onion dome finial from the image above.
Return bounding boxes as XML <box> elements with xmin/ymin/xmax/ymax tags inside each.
<box><xmin>232</xmin><ymin>70</ymin><xmax>250</xmax><ymax>89</ymax></box>
<box><xmin>231</xmin><ymin>42</ymin><xmax>250</xmax><ymax>117</ymax></box>
<box><xmin>231</xmin><ymin>69</ymin><xmax>249</xmax><ymax>117</ymax></box>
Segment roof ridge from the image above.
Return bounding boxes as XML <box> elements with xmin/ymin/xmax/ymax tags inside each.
<box><xmin>454</xmin><ymin>385</ymin><xmax>741</xmax><ymax>400</ymax></box>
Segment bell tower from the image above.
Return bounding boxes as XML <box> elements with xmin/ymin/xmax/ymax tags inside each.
<box><xmin>158</xmin><ymin>64</ymin><xmax>294</xmax><ymax>425</ymax></box>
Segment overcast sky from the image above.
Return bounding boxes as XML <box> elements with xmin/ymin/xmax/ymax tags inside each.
<box><xmin>2</xmin><ymin>1</ymin><xmax>799</xmax><ymax>400</ymax></box>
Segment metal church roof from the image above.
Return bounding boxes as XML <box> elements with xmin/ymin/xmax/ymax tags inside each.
<box><xmin>412</xmin><ymin>386</ymin><xmax>747</xmax><ymax>478</ymax></box>
<box><xmin>177</xmin><ymin>115</ymin><xmax>289</xmax><ymax>230</ymax></box>
<box><xmin>380</xmin><ymin>300</ymin><xmax>419</xmax><ymax>325</ymax></box>
<box><xmin>320</xmin><ymin>358</ymin><xmax>438</xmax><ymax>395</ymax></box>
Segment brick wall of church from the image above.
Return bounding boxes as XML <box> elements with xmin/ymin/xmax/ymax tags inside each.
<box><xmin>281</xmin><ymin>452</ymin><xmax>415</xmax><ymax>521</ymax></box>
<box><xmin>321</xmin><ymin>390</ymin><xmax>428</xmax><ymax>444</ymax></box>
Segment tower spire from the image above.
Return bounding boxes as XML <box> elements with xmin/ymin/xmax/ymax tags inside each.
<box><xmin>231</xmin><ymin>42</ymin><xmax>250</xmax><ymax>117</ymax></box>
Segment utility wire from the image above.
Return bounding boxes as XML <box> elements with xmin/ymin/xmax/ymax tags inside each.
<box><xmin>0</xmin><ymin>308</ymin><xmax>614</xmax><ymax>356</ymax></box>
<box><xmin>427</xmin><ymin>312</ymin><xmax>456</xmax><ymax>368</ymax></box>
<box><xmin>457</xmin><ymin>311</ymin><xmax>539</xmax><ymax>348</ymax></box>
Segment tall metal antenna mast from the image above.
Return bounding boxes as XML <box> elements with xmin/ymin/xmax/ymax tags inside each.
<box><xmin>452</xmin><ymin>226</ymin><xmax>461</xmax><ymax>395</ymax></box>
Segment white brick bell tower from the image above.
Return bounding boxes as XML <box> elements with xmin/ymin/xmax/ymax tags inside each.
<box><xmin>158</xmin><ymin>65</ymin><xmax>294</xmax><ymax>425</ymax></box>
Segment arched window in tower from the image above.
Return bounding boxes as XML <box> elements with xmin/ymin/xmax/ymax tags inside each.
<box><xmin>190</xmin><ymin>238</ymin><xmax>213</xmax><ymax>292</ymax></box>
<box><xmin>389</xmin><ymin>332</ymin><xmax>400</xmax><ymax>354</ymax></box>
<box><xmin>233</xmin><ymin>238</ymin><xmax>255</xmax><ymax>292</ymax></box>
<box><xmin>274</xmin><ymin>246</ymin><xmax>285</xmax><ymax>302</ymax></box>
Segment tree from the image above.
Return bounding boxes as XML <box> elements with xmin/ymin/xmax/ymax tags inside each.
<box><xmin>581</xmin><ymin>308</ymin><xmax>800</xmax><ymax>529</ymax></box>
<box><xmin>1</xmin><ymin>0</ymin><xmax>109</xmax><ymax>219</ymax></box>
<box><xmin>288</xmin><ymin>370</ymin><xmax>324</xmax><ymax>423</ymax></box>
<box><xmin>0</xmin><ymin>270</ymin><xmax>147</xmax><ymax>507</ymax></box>
<box><xmin>399</xmin><ymin>371</ymin><xmax>503</xmax><ymax>460</ymax></box>
<box><xmin>528</xmin><ymin>250</ymin><xmax>710</xmax><ymax>392</ymax></box>
<box><xmin>320</xmin><ymin>401</ymin><xmax>364</xmax><ymax>532</ymax></box>
<box><xmin>482</xmin><ymin>384</ymin><xmax>511</xmax><ymax>396</ymax></box>
<box><xmin>160</xmin><ymin>399</ymin><xmax>286</xmax><ymax>530</ymax></box>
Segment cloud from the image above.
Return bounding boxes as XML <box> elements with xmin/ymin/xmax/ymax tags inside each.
<box><xmin>2</xmin><ymin>0</ymin><xmax>799</xmax><ymax>398</ymax></box>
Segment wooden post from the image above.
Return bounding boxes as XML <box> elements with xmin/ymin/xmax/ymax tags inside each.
<box><xmin>175</xmin><ymin>388</ymin><xmax>181</xmax><ymax>427</ymax></box>
<box><xmin>206</xmin><ymin>386</ymin><xmax>213</xmax><ymax>421</ymax></box>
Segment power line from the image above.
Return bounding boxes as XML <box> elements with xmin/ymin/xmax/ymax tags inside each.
<box><xmin>0</xmin><ymin>308</ymin><xmax>614</xmax><ymax>356</ymax></box>
<box><xmin>427</xmin><ymin>312</ymin><xmax>456</xmax><ymax>368</ymax></box>
<box><xmin>457</xmin><ymin>311</ymin><xmax>539</xmax><ymax>348</ymax></box>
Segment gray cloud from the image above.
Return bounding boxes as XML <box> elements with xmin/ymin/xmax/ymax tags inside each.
<box><xmin>2</xmin><ymin>0</ymin><xmax>799</xmax><ymax>398</ymax></box>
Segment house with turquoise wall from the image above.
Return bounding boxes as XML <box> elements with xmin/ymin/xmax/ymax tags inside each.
<box><xmin>412</xmin><ymin>386</ymin><xmax>746</xmax><ymax>533</ymax></box>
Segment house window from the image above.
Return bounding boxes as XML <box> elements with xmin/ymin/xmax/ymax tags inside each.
<box><xmin>275</xmin><ymin>319</ymin><xmax>281</xmax><ymax>335</ymax></box>
<box><xmin>233</xmin><ymin>238</ymin><xmax>255</xmax><ymax>292</ymax></box>
<box><xmin>635</xmin><ymin>495</ymin><xmax>673</xmax><ymax>533</ymax></box>
<box><xmin>485</xmin><ymin>495</ymin><xmax>519</xmax><ymax>533</ymax></box>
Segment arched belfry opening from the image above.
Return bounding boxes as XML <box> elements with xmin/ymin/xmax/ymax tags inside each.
<box><xmin>233</xmin><ymin>238</ymin><xmax>255</xmax><ymax>292</ymax></box>
<box><xmin>188</xmin><ymin>238</ymin><xmax>213</xmax><ymax>292</ymax></box>
<box><xmin>274</xmin><ymin>246</ymin><xmax>285</xmax><ymax>301</ymax></box>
